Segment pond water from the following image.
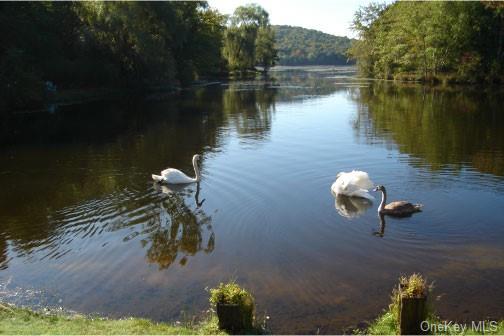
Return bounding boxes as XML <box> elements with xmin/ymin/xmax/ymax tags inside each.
<box><xmin>1</xmin><ymin>66</ymin><xmax>504</xmax><ymax>333</ymax></box>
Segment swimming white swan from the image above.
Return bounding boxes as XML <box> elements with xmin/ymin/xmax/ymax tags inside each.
<box><xmin>152</xmin><ymin>154</ymin><xmax>201</xmax><ymax>184</ymax></box>
<box><xmin>331</xmin><ymin>170</ymin><xmax>374</xmax><ymax>200</ymax></box>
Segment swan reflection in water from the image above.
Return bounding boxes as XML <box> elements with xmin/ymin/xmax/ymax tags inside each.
<box><xmin>155</xmin><ymin>182</ymin><xmax>206</xmax><ymax>208</ymax></box>
<box><xmin>146</xmin><ymin>182</ymin><xmax>214</xmax><ymax>269</ymax></box>
<box><xmin>333</xmin><ymin>194</ymin><xmax>388</xmax><ymax>236</ymax></box>
<box><xmin>334</xmin><ymin>194</ymin><xmax>373</xmax><ymax>219</ymax></box>
<box><xmin>373</xmin><ymin>214</ymin><xmax>386</xmax><ymax>237</ymax></box>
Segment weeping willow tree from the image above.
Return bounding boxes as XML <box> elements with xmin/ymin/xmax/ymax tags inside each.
<box><xmin>255</xmin><ymin>25</ymin><xmax>278</xmax><ymax>72</ymax></box>
<box><xmin>222</xmin><ymin>4</ymin><xmax>278</xmax><ymax>73</ymax></box>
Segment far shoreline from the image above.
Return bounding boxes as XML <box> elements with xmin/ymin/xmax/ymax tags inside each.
<box><xmin>4</xmin><ymin>65</ymin><xmax>503</xmax><ymax>117</ymax></box>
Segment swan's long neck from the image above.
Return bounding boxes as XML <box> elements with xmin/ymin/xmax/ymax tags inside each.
<box><xmin>378</xmin><ymin>189</ymin><xmax>386</xmax><ymax>212</ymax></box>
<box><xmin>193</xmin><ymin>157</ymin><xmax>201</xmax><ymax>182</ymax></box>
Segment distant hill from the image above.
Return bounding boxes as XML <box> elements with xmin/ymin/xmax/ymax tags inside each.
<box><xmin>273</xmin><ymin>25</ymin><xmax>355</xmax><ymax>66</ymax></box>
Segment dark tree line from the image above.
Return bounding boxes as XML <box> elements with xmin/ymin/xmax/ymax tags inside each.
<box><xmin>349</xmin><ymin>1</ymin><xmax>504</xmax><ymax>83</ymax></box>
<box><xmin>0</xmin><ymin>2</ymin><xmax>278</xmax><ymax>112</ymax></box>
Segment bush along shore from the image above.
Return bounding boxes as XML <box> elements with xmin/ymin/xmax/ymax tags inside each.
<box><xmin>1</xmin><ymin>277</ymin><xmax>503</xmax><ymax>335</ymax></box>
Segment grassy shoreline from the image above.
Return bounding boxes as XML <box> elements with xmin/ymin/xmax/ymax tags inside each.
<box><xmin>2</xmin><ymin>302</ymin><xmax>504</xmax><ymax>335</ymax></box>
<box><xmin>362</xmin><ymin>274</ymin><xmax>504</xmax><ymax>335</ymax></box>
<box><xmin>365</xmin><ymin>310</ymin><xmax>504</xmax><ymax>335</ymax></box>
<box><xmin>0</xmin><ymin>303</ymin><xmax>224</xmax><ymax>335</ymax></box>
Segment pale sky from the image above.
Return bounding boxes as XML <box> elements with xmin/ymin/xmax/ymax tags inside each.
<box><xmin>207</xmin><ymin>0</ymin><xmax>380</xmax><ymax>38</ymax></box>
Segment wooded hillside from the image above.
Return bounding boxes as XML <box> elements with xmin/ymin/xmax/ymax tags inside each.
<box><xmin>273</xmin><ymin>25</ymin><xmax>354</xmax><ymax>66</ymax></box>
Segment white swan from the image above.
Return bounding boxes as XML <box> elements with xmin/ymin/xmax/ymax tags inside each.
<box><xmin>152</xmin><ymin>154</ymin><xmax>201</xmax><ymax>184</ymax></box>
<box><xmin>331</xmin><ymin>170</ymin><xmax>374</xmax><ymax>200</ymax></box>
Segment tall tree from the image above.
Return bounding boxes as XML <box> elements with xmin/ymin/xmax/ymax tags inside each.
<box><xmin>255</xmin><ymin>26</ymin><xmax>278</xmax><ymax>72</ymax></box>
<box><xmin>222</xmin><ymin>4</ymin><xmax>277</xmax><ymax>73</ymax></box>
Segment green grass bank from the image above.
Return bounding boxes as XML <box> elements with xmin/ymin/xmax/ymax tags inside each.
<box><xmin>0</xmin><ymin>303</ymin><xmax>224</xmax><ymax>335</ymax></box>
<box><xmin>3</xmin><ymin>302</ymin><xmax>503</xmax><ymax>335</ymax></box>
<box><xmin>366</xmin><ymin>311</ymin><xmax>504</xmax><ymax>335</ymax></box>
<box><xmin>362</xmin><ymin>274</ymin><xmax>504</xmax><ymax>335</ymax></box>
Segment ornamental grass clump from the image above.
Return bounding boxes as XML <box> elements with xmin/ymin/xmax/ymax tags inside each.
<box><xmin>389</xmin><ymin>274</ymin><xmax>429</xmax><ymax>318</ymax></box>
<box><xmin>209</xmin><ymin>281</ymin><xmax>254</xmax><ymax>308</ymax></box>
<box><xmin>392</xmin><ymin>273</ymin><xmax>430</xmax><ymax>335</ymax></box>
<box><xmin>399</xmin><ymin>273</ymin><xmax>427</xmax><ymax>299</ymax></box>
<box><xmin>369</xmin><ymin>273</ymin><xmax>432</xmax><ymax>335</ymax></box>
<box><xmin>209</xmin><ymin>281</ymin><xmax>255</xmax><ymax>332</ymax></box>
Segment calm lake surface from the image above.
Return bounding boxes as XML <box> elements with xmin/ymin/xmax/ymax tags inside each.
<box><xmin>1</xmin><ymin>66</ymin><xmax>504</xmax><ymax>333</ymax></box>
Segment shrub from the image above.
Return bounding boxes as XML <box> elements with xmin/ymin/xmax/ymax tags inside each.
<box><xmin>209</xmin><ymin>281</ymin><xmax>254</xmax><ymax>310</ymax></box>
<box><xmin>399</xmin><ymin>273</ymin><xmax>427</xmax><ymax>299</ymax></box>
<box><xmin>209</xmin><ymin>281</ymin><xmax>255</xmax><ymax>332</ymax></box>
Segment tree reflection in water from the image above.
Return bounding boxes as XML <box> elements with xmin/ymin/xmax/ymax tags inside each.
<box><xmin>144</xmin><ymin>183</ymin><xmax>214</xmax><ymax>270</ymax></box>
<box><xmin>222</xmin><ymin>82</ymin><xmax>277</xmax><ymax>142</ymax></box>
<box><xmin>351</xmin><ymin>83</ymin><xmax>504</xmax><ymax>177</ymax></box>
<box><xmin>0</xmin><ymin>234</ymin><xmax>8</xmax><ymax>270</ymax></box>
